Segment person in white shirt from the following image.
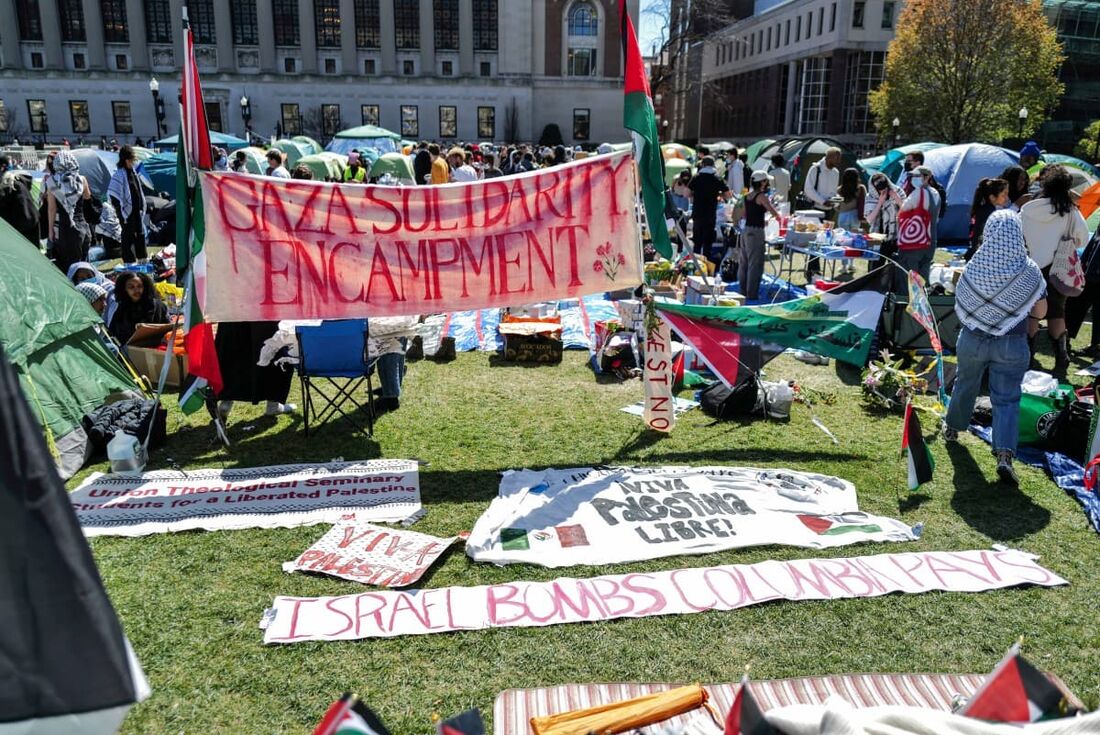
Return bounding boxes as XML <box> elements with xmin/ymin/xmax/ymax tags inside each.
<box><xmin>725</xmin><ymin>149</ymin><xmax>744</xmax><ymax>195</ymax></box>
<box><xmin>767</xmin><ymin>154</ymin><xmax>791</xmax><ymax>202</ymax></box>
<box><xmin>447</xmin><ymin>147</ymin><xmax>478</xmax><ymax>183</ymax></box>
<box><xmin>801</xmin><ymin>147</ymin><xmax>842</xmax><ymax>279</ymax></box>
<box><xmin>264</xmin><ymin>150</ymin><xmax>290</xmax><ymax>179</ymax></box>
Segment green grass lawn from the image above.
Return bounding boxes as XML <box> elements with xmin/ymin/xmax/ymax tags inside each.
<box><xmin>73</xmin><ymin>342</ymin><xmax>1100</xmax><ymax>733</ymax></box>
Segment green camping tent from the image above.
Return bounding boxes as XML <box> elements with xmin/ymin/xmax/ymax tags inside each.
<box><xmin>292</xmin><ymin>136</ymin><xmax>323</xmax><ymax>155</ymax></box>
<box><xmin>298</xmin><ymin>152</ymin><xmax>347</xmax><ymax>181</ymax></box>
<box><xmin>0</xmin><ymin>219</ymin><xmax>142</xmax><ymax>477</ymax></box>
<box><xmin>273</xmin><ymin>139</ymin><xmax>311</xmax><ymax>166</ymax></box>
<box><xmin>371</xmin><ymin>152</ymin><xmax>416</xmax><ymax>183</ymax></box>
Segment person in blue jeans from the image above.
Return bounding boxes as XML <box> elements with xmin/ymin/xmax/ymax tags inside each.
<box><xmin>945</xmin><ymin>210</ymin><xmax>1046</xmax><ymax>485</ymax></box>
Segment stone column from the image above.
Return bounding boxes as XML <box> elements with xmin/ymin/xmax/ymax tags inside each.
<box><xmin>257</xmin><ymin>0</ymin><xmax>276</xmax><ymax>72</ymax></box>
<box><xmin>299</xmin><ymin>0</ymin><xmax>317</xmax><ymax>73</ymax></box>
<box><xmin>339</xmin><ymin>0</ymin><xmax>356</xmax><ymax>73</ymax></box>
<box><xmin>418</xmin><ymin>0</ymin><xmax>434</xmax><ymax>75</ymax></box>
<box><xmin>37</xmin><ymin>0</ymin><xmax>63</xmax><ymax>68</ymax></box>
<box><xmin>169</xmin><ymin>0</ymin><xmax>184</xmax><ymax>68</ymax></box>
<box><xmin>214</xmin><ymin>0</ymin><xmax>233</xmax><ymax>72</ymax></box>
<box><xmin>124</xmin><ymin>0</ymin><xmax>149</xmax><ymax>69</ymax></box>
<box><xmin>380</xmin><ymin>0</ymin><xmax>396</xmax><ymax>74</ymax></box>
<box><xmin>0</xmin><ymin>0</ymin><xmax>23</xmax><ymax>69</ymax></box>
<box><xmin>458</xmin><ymin>0</ymin><xmax>473</xmax><ymax>75</ymax></box>
<box><xmin>80</xmin><ymin>0</ymin><xmax>105</xmax><ymax>69</ymax></box>
<box><xmin>784</xmin><ymin>60</ymin><xmax>797</xmax><ymax>135</ymax></box>
<box><xmin>532</xmin><ymin>0</ymin><xmax>545</xmax><ymax>76</ymax></box>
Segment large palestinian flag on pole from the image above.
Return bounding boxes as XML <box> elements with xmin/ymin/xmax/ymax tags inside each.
<box><xmin>620</xmin><ymin>2</ymin><xmax>672</xmax><ymax>259</ymax></box>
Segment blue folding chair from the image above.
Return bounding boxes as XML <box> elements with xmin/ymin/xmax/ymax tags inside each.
<box><xmin>295</xmin><ymin>319</ymin><xmax>376</xmax><ymax>437</ymax></box>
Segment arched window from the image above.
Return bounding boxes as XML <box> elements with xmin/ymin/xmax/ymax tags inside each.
<box><xmin>568</xmin><ymin>2</ymin><xmax>598</xmax><ymax>37</ymax></box>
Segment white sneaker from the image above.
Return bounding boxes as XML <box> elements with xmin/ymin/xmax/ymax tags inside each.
<box><xmin>265</xmin><ymin>401</ymin><xmax>297</xmax><ymax>416</ymax></box>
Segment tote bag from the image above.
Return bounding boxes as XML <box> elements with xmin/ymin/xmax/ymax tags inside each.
<box><xmin>1050</xmin><ymin>214</ymin><xmax>1085</xmax><ymax>297</ymax></box>
<box><xmin>897</xmin><ymin>188</ymin><xmax>932</xmax><ymax>251</ymax></box>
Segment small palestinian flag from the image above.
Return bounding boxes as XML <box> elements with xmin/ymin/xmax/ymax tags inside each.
<box><xmin>902</xmin><ymin>402</ymin><xmax>934</xmax><ymax>491</ymax></box>
<box><xmin>724</xmin><ymin>676</ymin><xmax>776</xmax><ymax>735</ymax></box>
<box><xmin>961</xmin><ymin>646</ymin><xmax>1072</xmax><ymax>723</ymax></box>
<box><xmin>313</xmin><ymin>693</ymin><xmax>391</xmax><ymax>735</ymax></box>
<box><xmin>438</xmin><ymin>708</ymin><xmax>486</xmax><ymax>735</ymax></box>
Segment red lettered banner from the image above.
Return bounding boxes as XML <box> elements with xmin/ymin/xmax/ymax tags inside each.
<box><xmin>260</xmin><ymin>549</ymin><xmax>1065</xmax><ymax>643</ymax></box>
<box><xmin>643</xmin><ymin>313</ymin><xmax>675</xmax><ymax>432</ymax></box>
<box><xmin>199</xmin><ymin>152</ymin><xmax>642</xmax><ymax>322</ymax></box>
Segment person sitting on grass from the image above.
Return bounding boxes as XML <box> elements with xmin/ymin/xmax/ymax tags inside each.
<box><xmin>108</xmin><ymin>271</ymin><xmax>168</xmax><ymax>346</ymax></box>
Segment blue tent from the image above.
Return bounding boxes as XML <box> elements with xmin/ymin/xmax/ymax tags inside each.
<box><xmin>919</xmin><ymin>143</ymin><xmax>1019</xmax><ymax>245</ymax></box>
<box><xmin>137</xmin><ymin>152</ymin><xmax>177</xmax><ymax>195</ymax></box>
<box><xmin>325</xmin><ymin>124</ymin><xmax>401</xmax><ymax>156</ymax></box>
<box><xmin>880</xmin><ymin>142</ymin><xmax>947</xmax><ymax>183</ymax></box>
<box><xmin>152</xmin><ymin>131</ymin><xmax>250</xmax><ymax>151</ymax></box>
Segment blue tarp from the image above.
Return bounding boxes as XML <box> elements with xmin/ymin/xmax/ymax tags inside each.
<box><xmin>446</xmin><ymin>295</ymin><xmax>620</xmax><ymax>352</ymax></box>
<box><xmin>911</xmin><ymin>144</ymin><xmax>1020</xmax><ymax>245</ymax></box>
<box><xmin>137</xmin><ymin>152</ymin><xmax>177</xmax><ymax>194</ymax></box>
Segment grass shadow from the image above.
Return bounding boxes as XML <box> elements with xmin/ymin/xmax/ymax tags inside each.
<box><xmin>947</xmin><ymin>443</ymin><xmax>1051</xmax><ymax>541</ymax></box>
<box><xmin>833</xmin><ymin>360</ymin><xmax>864</xmax><ymax>387</ymax></box>
<box><xmin>898</xmin><ymin>492</ymin><xmax>933</xmax><ymax>513</ymax></box>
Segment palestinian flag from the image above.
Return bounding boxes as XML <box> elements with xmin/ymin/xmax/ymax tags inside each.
<box><xmin>656</xmin><ymin>270</ymin><xmax>887</xmax><ymax>371</ymax></box>
<box><xmin>724</xmin><ymin>677</ymin><xmax>775</xmax><ymax>735</ymax></box>
<box><xmin>437</xmin><ymin>708</ymin><xmax>486</xmax><ymax>735</ymax></box>
<box><xmin>313</xmin><ymin>693</ymin><xmax>392</xmax><ymax>735</ymax></box>
<box><xmin>961</xmin><ymin>645</ymin><xmax>1072</xmax><ymax>722</ymax></box>
<box><xmin>176</xmin><ymin>7</ymin><xmax>223</xmax><ymax>404</ymax></box>
<box><xmin>620</xmin><ymin>3</ymin><xmax>672</xmax><ymax>259</ymax></box>
<box><xmin>902</xmin><ymin>402</ymin><xmax>934</xmax><ymax>491</ymax></box>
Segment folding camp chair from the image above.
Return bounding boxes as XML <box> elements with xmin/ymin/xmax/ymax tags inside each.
<box><xmin>295</xmin><ymin>319</ymin><xmax>376</xmax><ymax>437</ymax></box>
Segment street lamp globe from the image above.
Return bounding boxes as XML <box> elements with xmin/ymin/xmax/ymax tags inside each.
<box><xmin>1019</xmin><ymin>107</ymin><xmax>1029</xmax><ymax>121</ymax></box>
<box><xmin>240</xmin><ymin>95</ymin><xmax>249</xmax><ymax>109</ymax></box>
<box><xmin>892</xmin><ymin>117</ymin><xmax>900</xmax><ymax>129</ymax></box>
<box><xmin>149</xmin><ymin>77</ymin><xmax>159</xmax><ymax>94</ymax></box>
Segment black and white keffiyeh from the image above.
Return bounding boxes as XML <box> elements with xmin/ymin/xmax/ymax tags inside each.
<box><xmin>955</xmin><ymin>210</ymin><xmax>1045</xmax><ymax>336</ymax></box>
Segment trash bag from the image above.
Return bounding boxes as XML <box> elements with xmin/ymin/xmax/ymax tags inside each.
<box><xmin>1044</xmin><ymin>400</ymin><xmax>1094</xmax><ymax>463</ymax></box>
<box><xmin>699</xmin><ymin>379</ymin><xmax>758</xmax><ymax>419</ymax></box>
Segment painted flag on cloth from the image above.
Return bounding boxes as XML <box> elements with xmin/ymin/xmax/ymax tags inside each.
<box><xmin>176</xmin><ymin>8</ymin><xmax>223</xmax><ymax>398</ymax></box>
<box><xmin>902</xmin><ymin>402</ymin><xmax>934</xmax><ymax>491</ymax></box>
<box><xmin>313</xmin><ymin>693</ymin><xmax>392</xmax><ymax>735</ymax></box>
<box><xmin>961</xmin><ymin>645</ymin><xmax>1073</xmax><ymax>722</ymax></box>
<box><xmin>724</xmin><ymin>677</ymin><xmax>776</xmax><ymax>735</ymax></box>
<box><xmin>620</xmin><ymin>3</ymin><xmax>672</xmax><ymax>259</ymax></box>
<box><xmin>437</xmin><ymin>708</ymin><xmax>486</xmax><ymax>735</ymax></box>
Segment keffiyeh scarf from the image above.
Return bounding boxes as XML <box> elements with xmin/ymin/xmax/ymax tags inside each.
<box><xmin>51</xmin><ymin>149</ymin><xmax>83</xmax><ymax>221</ymax></box>
<box><xmin>955</xmin><ymin>210</ymin><xmax>1045</xmax><ymax>336</ymax></box>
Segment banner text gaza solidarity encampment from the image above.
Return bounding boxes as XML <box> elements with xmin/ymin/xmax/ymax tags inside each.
<box><xmin>199</xmin><ymin>152</ymin><xmax>643</xmax><ymax>322</ymax></box>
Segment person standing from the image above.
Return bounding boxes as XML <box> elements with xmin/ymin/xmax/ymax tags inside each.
<box><xmin>343</xmin><ymin>151</ymin><xmax>369</xmax><ymax>183</ymax></box>
<box><xmin>725</xmin><ymin>149</ymin><xmax>744</xmax><ymax>197</ymax></box>
<box><xmin>413</xmin><ymin>147</ymin><xmax>433</xmax><ymax>185</ymax></box>
<box><xmin>894</xmin><ymin>166</ymin><xmax>940</xmax><ymax>286</ymax></box>
<box><xmin>687</xmin><ymin>156</ymin><xmax>731</xmax><ymax>260</ymax></box>
<box><xmin>230</xmin><ymin>150</ymin><xmax>249</xmax><ymax>173</ymax></box>
<box><xmin>0</xmin><ymin>155</ymin><xmax>40</xmax><ymax>246</ymax></box>
<box><xmin>768</xmin><ymin>154</ymin><xmax>791</xmax><ymax>202</ymax></box>
<box><xmin>1066</xmin><ymin>228</ymin><xmax>1100</xmax><ymax>358</ymax></box>
<box><xmin>107</xmin><ymin>146</ymin><xmax>148</xmax><ymax>264</ymax></box>
<box><xmin>835</xmin><ymin>167</ymin><xmax>867</xmax><ymax>275</ymax></box>
<box><xmin>945</xmin><ymin>210</ymin><xmax>1046</xmax><ymax>485</ymax></box>
<box><xmin>669</xmin><ymin>169</ymin><xmax>692</xmax><ymax>211</ymax></box>
<box><xmin>965</xmin><ymin>178</ymin><xmax>1009</xmax><ymax>261</ymax></box>
<box><xmin>264</xmin><ymin>149</ymin><xmax>290</xmax><ymax>178</ymax></box>
<box><xmin>802</xmin><ymin>147</ymin><xmax>842</xmax><ymax>280</ymax></box>
<box><xmin>866</xmin><ymin>172</ymin><xmax>904</xmax><ymax>290</ymax></box>
<box><xmin>428</xmin><ymin>144</ymin><xmax>450</xmax><ymax>184</ymax></box>
<box><xmin>741</xmin><ymin>171</ymin><xmax>780</xmax><ymax>300</ymax></box>
<box><xmin>46</xmin><ymin>150</ymin><xmax>93</xmax><ymax>275</ymax></box>
<box><xmin>448</xmin><ymin>147</ymin><xmax>478</xmax><ymax>182</ymax></box>
<box><xmin>1020</xmin><ymin>165</ymin><xmax>1090</xmax><ymax>373</ymax></box>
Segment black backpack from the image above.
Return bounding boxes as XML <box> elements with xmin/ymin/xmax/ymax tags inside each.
<box><xmin>700</xmin><ymin>379</ymin><xmax>758</xmax><ymax>420</ymax></box>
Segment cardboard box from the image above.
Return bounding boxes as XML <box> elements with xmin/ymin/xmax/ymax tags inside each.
<box><xmin>125</xmin><ymin>322</ymin><xmax>189</xmax><ymax>388</ymax></box>
<box><xmin>500</xmin><ymin>315</ymin><xmax>563</xmax><ymax>364</ymax></box>
<box><xmin>685</xmin><ymin>275</ymin><xmax>726</xmax><ymax>305</ymax></box>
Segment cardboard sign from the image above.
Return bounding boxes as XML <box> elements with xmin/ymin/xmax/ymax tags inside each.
<box><xmin>199</xmin><ymin>153</ymin><xmax>643</xmax><ymax>322</ymax></box>
<box><xmin>283</xmin><ymin>522</ymin><xmax>460</xmax><ymax>588</ymax></box>
<box><xmin>465</xmin><ymin>467</ymin><xmax>919</xmax><ymax>567</ymax></box>
<box><xmin>260</xmin><ymin>549</ymin><xmax>1066</xmax><ymax>643</ymax></box>
<box><xmin>643</xmin><ymin>315</ymin><xmax>675</xmax><ymax>432</ymax></box>
<box><xmin>70</xmin><ymin>460</ymin><xmax>420</xmax><ymax>537</ymax></box>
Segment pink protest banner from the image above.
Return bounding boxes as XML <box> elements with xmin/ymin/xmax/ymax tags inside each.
<box><xmin>260</xmin><ymin>549</ymin><xmax>1065</xmax><ymax>643</ymax></box>
<box><xmin>282</xmin><ymin>522</ymin><xmax>461</xmax><ymax>588</ymax></box>
<box><xmin>198</xmin><ymin>152</ymin><xmax>642</xmax><ymax>322</ymax></box>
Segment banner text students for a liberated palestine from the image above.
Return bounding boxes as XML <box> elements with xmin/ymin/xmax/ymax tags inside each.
<box><xmin>198</xmin><ymin>153</ymin><xmax>644</xmax><ymax>322</ymax></box>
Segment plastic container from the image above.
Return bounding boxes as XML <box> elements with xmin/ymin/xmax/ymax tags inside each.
<box><xmin>107</xmin><ymin>431</ymin><xmax>147</xmax><ymax>474</ymax></box>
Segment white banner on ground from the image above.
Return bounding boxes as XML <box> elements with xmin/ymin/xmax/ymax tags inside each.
<box><xmin>260</xmin><ymin>549</ymin><xmax>1066</xmax><ymax>643</ymax></box>
<box><xmin>282</xmin><ymin>522</ymin><xmax>460</xmax><ymax>588</ymax></box>
<box><xmin>70</xmin><ymin>460</ymin><xmax>420</xmax><ymax>537</ymax></box>
<box><xmin>464</xmin><ymin>466</ymin><xmax>919</xmax><ymax>567</ymax></box>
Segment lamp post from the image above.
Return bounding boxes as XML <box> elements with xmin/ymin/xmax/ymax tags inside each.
<box><xmin>149</xmin><ymin>77</ymin><xmax>165</xmax><ymax>139</ymax></box>
<box><xmin>240</xmin><ymin>94</ymin><xmax>252</xmax><ymax>145</ymax></box>
<box><xmin>661</xmin><ymin>118</ymin><xmax>669</xmax><ymax>143</ymax></box>
<box><xmin>891</xmin><ymin>117</ymin><xmax>900</xmax><ymax>149</ymax></box>
<box><xmin>1018</xmin><ymin>106</ymin><xmax>1029</xmax><ymax>139</ymax></box>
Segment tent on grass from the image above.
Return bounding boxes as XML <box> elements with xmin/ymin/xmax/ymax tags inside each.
<box><xmin>859</xmin><ymin>154</ymin><xmax>886</xmax><ymax>173</ymax></box>
<box><xmin>664</xmin><ymin>158</ymin><xmax>691</xmax><ymax>187</ymax></box>
<box><xmin>0</xmin><ymin>218</ymin><xmax>142</xmax><ymax>477</ymax></box>
<box><xmin>1078</xmin><ymin>181</ymin><xmax>1100</xmax><ymax>222</ymax></box>
<box><xmin>70</xmin><ymin>148</ymin><xmax>119</xmax><ymax>201</ymax></box>
<box><xmin>326</xmin><ymin>124</ymin><xmax>402</xmax><ymax>156</ymax></box>
<box><xmin>744</xmin><ymin>138</ymin><xmax>777</xmax><ymax>167</ymax></box>
<box><xmin>292</xmin><ymin>135</ymin><xmax>323</xmax><ymax>155</ymax></box>
<box><xmin>371</xmin><ymin>152</ymin><xmax>416</xmax><ymax>184</ymax></box>
<box><xmin>662</xmin><ymin>143</ymin><xmax>695</xmax><ymax>161</ymax></box>
<box><xmin>298</xmin><ymin>152</ymin><xmax>347</xmax><ymax>181</ymax></box>
<box><xmin>879</xmin><ymin>142</ymin><xmax>947</xmax><ymax>183</ymax></box>
<box><xmin>152</xmin><ymin>131</ymin><xmax>250</xmax><ymax>151</ymax></box>
<box><xmin>918</xmin><ymin>143</ymin><xmax>1020</xmax><ymax>244</ymax></box>
<box><xmin>138</xmin><ymin>152</ymin><xmax>176</xmax><ymax>194</ymax></box>
<box><xmin>1043</xmin><ymin>153</ymin><xmax>1100</xmax><ymax>179</ymax></box>
<box><xmin>272</xmin><ymin>138</ymin><xmax>312</xmax><ymax>167</ymax></box>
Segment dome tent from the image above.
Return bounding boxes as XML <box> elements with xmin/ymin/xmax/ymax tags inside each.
<box><xmin>918</xmin><ymin>143</ymin><xmax>1020</xmax><ymax>245</ymax></box>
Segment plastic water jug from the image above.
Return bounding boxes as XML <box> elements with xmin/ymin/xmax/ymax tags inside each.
<box><xmin>107</xmin><ymin>431</ymin><xmax>147</xmax><ymax>474</ymax></box>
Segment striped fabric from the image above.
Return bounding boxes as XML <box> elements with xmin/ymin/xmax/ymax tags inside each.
<box><xmin>493</xmin><ymin>675</ymin><xmax>1084</xmax><ymax>735</ymax></box>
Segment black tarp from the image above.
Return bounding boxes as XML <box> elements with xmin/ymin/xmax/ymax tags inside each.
<box><xmin>0</xmin><ymin>342</ymin><xmax>146</xmax><ymax>731</ymax></box>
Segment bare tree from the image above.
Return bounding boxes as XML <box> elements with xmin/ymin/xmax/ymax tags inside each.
<box><xmin>503</xmin><ymin>98</ymin><xmax>520</xmax><ymax>144</ymax></box>
<box><xmin>643</xmin><ymin>0</ymin><xmax>736</xmax><ymax>95</ymax></box>
<box><xmin>300</xmin><ymin>106</ymin><xmax>348</xmax><ymax>145</ymax></box>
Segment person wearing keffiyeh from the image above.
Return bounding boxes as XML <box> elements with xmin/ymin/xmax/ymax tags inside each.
<box><xmin>944</xmin><ymin>210</ymin><xmax>1046</xmax><ymax>486</ymax></box>
<box><xmin>45</xmin><ymin>149</ymin><xmax>92</xmax><ymax>275</ymax></box>
<box><xmin>107</xmin><ymin>145</ymin><xmax>148</xmax><ymax>264</ymax></box>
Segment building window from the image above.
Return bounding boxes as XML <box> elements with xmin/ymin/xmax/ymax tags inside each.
<box><xmin>59</xmin><ymin>0</ymin><xmax>85</xmax><ymax>42</ymax></box>
<box><xmin>231</xmin><ymin>0</ymin><xmax>257</xmax><ymax>44</ymax></box>
<box><xmin>189</xmin><ymin>0</ymin><xmax>216</xmax><ymax>43</ymax></box>
<box><xmin>394</xmin><ymin>0</ymin><xmax>420</xmax><ymax>49</ymax></box>
<box><xmin>69</xmin><ymin>100</ymin><xmax>90</xmax><ymax>134</ymax></box>
<box><xmin>441</xmin><ymin>60</ymin><xmax>453</xmax><ymax>75</ymax></box>
<box><xmin>205</xmin><ymin>101</ymin><xmax>222</xmax><ymax>132</ymax></box>
<box><xmin>852</xmin><ymin>2</ymin><xmax>865</xmax><ymax>28</ymax></box>
<box><xmin>439</xmin><ymin>106</ymin><xmax>457</xmax><ymax>137</ymax></box>
<box><xmin>30</xmin><ymin>52</ymin><xmax>43</xmax><ymax>68</ymax></box>
<box><xmin>145</xmin><ymin>0</ymin><xmax>172</xmax><ymax>43</ymax></box>
<box><xmin>796</xmin><ymin>56</ymin><xmax>830</xmax><ymax>134</ymax></box>
<box><xmin>324</xmin><ymin>58</ymin><xmax>337</xmax><ymax>73</ymax></box>
<box><xmin>473</xmin><ymin>0</ymin><xmax>497</xmax><ymax>51</ymax></box>
<box><xmin>817</xmin><ymin>7</ymin><xmax>823</xmax><ymax>35</ymax></box>
<box><xmin>364</xmin><ymin>58</ymin><xmax>376</xmax><ymax>74</ymax></box>
<box><xmin>400</xmin><ymin>105</ymin><xmax>419</xmax><ymax>137</ymax></box>
<box><xmin>16</xmin><ymin>0</ymin><xmax>42</xmax><ymax>41</ymax></box>
<box><xmin>281</xmin><ymin>103</ymin><xmax>302</xmax><ymax>135</ymax></box>
<box><xmin>112</xmin><ymin>101</ymin><xmax>133</xmax><ymax>134</ymax></box>
<box><xmin>842</xmin><ymin>50</ymin><xmax>885</xmax><ymax>135</ymax></box>
<box><xmin>403</xmin><ymin>59</ymin><xmax>415</xmax><ymax>74</ymax></box>
<box><xmin>322</xmin><ymin>104</ymin><xmax>341</xmax><ymax>137</ymax></box>
<box><xmin>355</xmin><ymin>0</ymin><xmax>381</xmax><ymax>48</ymax></box>
<box><xmin>73</xmin><ymin>52</ymin><xmax>86</xmax><ymax>69</ymax></box>
<box><xmin>573</xmin><ymin>108</ymin><xmax>590</xmax><ymax>140</ymax></box>
<box><xmin>316</xmin><ymin>0</ymin><xmax>341</xmax><ymax>47</ymax></box>
<box><xmin>477</xmin><ymin>106</ymin><xmax>495</xmax><ymax>139</ymax></box>
<box><xmin>882</xmin><ymin>1</ymin><xmax>896</xmax><ymax>28</ymax></box>
<box><xmin>796</xmin><ymin>15</ymin><xmax>801</xmax><ymax>41</ymax></box>
<box><xmin>115</xmin><ymin>54</ymin><xmax>128</xmax><ymax>70</ymax></box>
<box><xmin>568</xmin><ymin>1</ymin><xmax>598</xmax><ymax>36</ymax></box>
<box><xmin>27</xmin><ymin>99</ymin><xmax>48</xmax><ymax>133</ymax></box>
<box><xmin>766</xmin><ymin>26</ymin><xmax>771</xmax><ymax>51</ymax></box>
<box><xmin>480</xmin><ymin>61</ymin><xmax>491</xmax><ymax>76</ymax></box>
<box><xmin>273</xmin><ymin>0</ymin><xmax>300</xmax><ymax>46</ymax></box>
<box><xmin>0</xmin><ymin>101</ymin><xmax>7</xmax><ymax>134</ymax></box>
<box><xmin>567</xmin><ymin>47</ymin><xmax>597</xmax><ymax>76</ymax></box>
<box><xmin>284</xmin><ymin>57</ymin><xmax>297</xmax><ymax>72</ymax></box>
<box><xmin>361</xmin><ymin>104</ymin><xmax>379</xmax><ymax>126</ymax></box>
<box><xmin>101</xmin><ymin>0</ymin><xmax>128</xmax><ymax>42</ymax></box>
<box><xmin>434</xmin><ymin>0</ymin><xmax>459</xmax><ymax>50</ymax></box>
<box><xmin>785</xmin><ymin>19</ymin><xmax>790</xmax><ymax>45</ymax></box>
<box><xmin>830</xmin><ymin>3</ymin><xmax>836</xmax><ymax>32</ymax></box>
